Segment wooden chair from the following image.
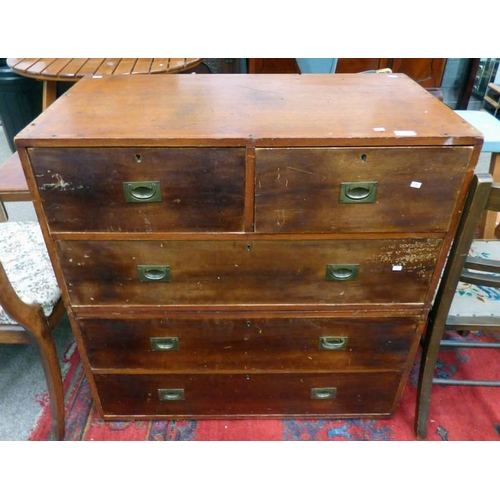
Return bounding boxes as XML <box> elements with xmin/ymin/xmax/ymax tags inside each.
<box><xmin>0</xmin><ymin>220</ymin><xmax>66</xmax><ymax>440</ymax></box>
<box><xmin>415</xmin><ymin>173</ymin><xmax>500</xmax><ymax>439</ymax></box>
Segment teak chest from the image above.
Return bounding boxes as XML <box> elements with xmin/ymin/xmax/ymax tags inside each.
<box><xmin>16</xmin><ymin>73</ymin><xmax>483</xmax><ymax>420</ymax></box>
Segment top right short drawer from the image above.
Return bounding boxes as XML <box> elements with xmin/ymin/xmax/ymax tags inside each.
<box><xmin>254</xmin><ymin>147</ymin><xmax>473</xmax><ymax>234</ymax></box>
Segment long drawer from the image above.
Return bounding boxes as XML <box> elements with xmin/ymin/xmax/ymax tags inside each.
<box><xmin>28</xmin><ymin>147</ymin><xmax>246</xmax><ymax>232</ymax></box>
<box><xmin>94</xmin><ymin>372</ymin><xmax>402</xmax><ymax>418</ymax></box>
<box><xmin>255</xmin><ymin>146</ymin><xmax>473</xmax><ymax>233</ymax></box>
<box><xmin>79</xmin><ymin>316</ymin><xmax>420</xmax><ymax>372</ymax></box>
<box><xmin>58</xmin><ymin>238</ymin><xmax>443</xmax><ymax>307</ymax></box>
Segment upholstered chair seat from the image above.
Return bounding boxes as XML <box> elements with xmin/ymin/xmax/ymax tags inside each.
<box><xmin>0</xmin><ymin>221</ymin><xmax>60</xmax><ymax>324</ymax></box>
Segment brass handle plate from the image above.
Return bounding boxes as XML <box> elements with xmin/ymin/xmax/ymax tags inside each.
<box><xmin>158</xmin><ymin>388</ymin><xmax>185</xmax><ymax>401</ymax></box>
<box><xmin>137</xmin><ymin>265</ymin><xmax>172</xmax><ymax>283</ymax></box>
<box><xmin>150</xmin><ymin>336</ymin><xmax>180</xmax><ymax>351</ymax></box>
<box><xmin>325</xmin><ymin>264</ymin><xmax>360</xmax><ymax>281</ymax></box>
<box><xmin>339</xmin><ymin>182</ymin><xmax>377</xmax><ymax>203</ymax></box>
<box><xmin>123</xmin><ymin>181</ymin><xmax>162</xmax><ymax>203</ymax></box>
<box><xmin>318</xmin><ymin>336</ymin><xmax>348</xmax><ymax>351</ymax></box>
<box><xmin>311</xmin><ymin>387</ymin><xmax>337</xmax><ymax>400</ymax></box>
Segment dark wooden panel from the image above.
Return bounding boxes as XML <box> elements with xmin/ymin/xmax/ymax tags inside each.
<box><xmin>94</xmin><ymin>371</ymin><xmax>402</xmax><ymax>417</ymax></box>
<box><xmin>336</xmin><ymin>58</ymin><xmax>390</xmax><ymax>73</ymax></box>
<box><xmin>255</xmin><ymin>147</ymin><xmax>473</xmax><ymax>233</ymax></box>
<box><xmin>247</xmin><ymin>58</ymin><xmax>300</xmax><ymax>74</ymax></box>
<box><xmin>80</xmin><ymin>316</ymin><xmax>419</xmax><ymax>372</ymax></box>
<box><xmin>336</xmin><ymin>59</ymin><xmax>446</xmax><ymax>88</ymax></box>
<box><xmin>57</xmin><ymin>238</ymin><xmax>443</xmax><ymax>307</ymax></box>
<box><xmin>28</xmin><ymin>147</ymin><xmax>246</xmax><ymax>232</ymax></box>
<box><xmin>390</xmin><ymin>59</ymin><xmax>447</xmax><ymax>88</ymax></box>
<box><xmin>0</xmin><ymin>153</ymin><xmax>30</xmax><ymax>201</ymax></box>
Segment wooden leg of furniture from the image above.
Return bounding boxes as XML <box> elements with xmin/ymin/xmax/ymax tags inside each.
<box><xmin>479</xmin><ymin>153</ymin><xmax>500</xmax><ymax>239</ymax></box>
<box><xmin>415</xmin><ymin>319</ymin><xmax>446</xmax><ymax>439</ymax></box>
<box><xmin>29</xmin><ymin>328</ymin><xmax>65</xmax><ymax>440</ymax></box>
<box><xmin>42</xmin><ymin>81</ymin><xmax>57</xmax><ymax>110</ymax></box>
<box><xmin>26</xmin><ymin>299</ymin><xmax>66</xmax><ymax>441</ymax></box>
<box><xmin>0</xmin><ymin>201</ymin><xmax>7</xmax><ymax>222</ymax></box>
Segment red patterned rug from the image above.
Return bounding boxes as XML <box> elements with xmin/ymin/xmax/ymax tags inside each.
<box><xmin>29</xmin><ymin>330</ymin><xmax>500</xmax><ymax>441</ymax></box>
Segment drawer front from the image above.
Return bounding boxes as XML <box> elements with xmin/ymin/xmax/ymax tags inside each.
<box><xmin>255</xmin><ymin>146</ymin><xmax>472</xmax><ymax>233</ymax></box>
<box><xmin>58</xmin><ymin>238</ymin><xmax>443</xmax><ymax>307</ymax></box>
<box><xmin>94</xmin><ymin>372</ymin><xmax>402</xmax><ymax>417</ymax></box>
<box><xmin>28</xmin><ymin>147</ymin><xmax>246</xmax><ymax>232</ymax></box>
<box><xmin>79</xmin><ymin>316</ymin><xmax>419</xmax><ymax>371</ymax></box>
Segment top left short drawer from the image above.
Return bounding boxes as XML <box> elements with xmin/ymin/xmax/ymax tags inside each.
<box><xmin>27</xmin><ymin>147</ymin><xmax>246</xmax><ymax>233</ymax></box>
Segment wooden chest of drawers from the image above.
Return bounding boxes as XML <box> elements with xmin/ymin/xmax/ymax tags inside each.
<box><xmin>16</xmin><ymin>73</ymin><xmax>482</xmax><ymax>420</ymax></box>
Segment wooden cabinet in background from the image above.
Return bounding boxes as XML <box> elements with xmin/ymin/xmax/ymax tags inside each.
<box><xmin>248</xmin><ymin>58</ymin><xmax>300</xmax><ymax>74</ymax></box>
<box><xmin>249</xmin><ymin>58</ymin><xmax>447</xmax><ymax>89</ymax></box>
<box><xmin>336</xmin><ymin>58</ymin><xmax>447</xmax><ymax>88</ymax></box>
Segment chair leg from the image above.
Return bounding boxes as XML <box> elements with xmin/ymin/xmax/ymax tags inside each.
<box><xmin>31</xmin><ymin>333</ymin><xmax>65</xmax><ymax>440</ymax></box>
<box><xmin>415</xmin><ymin>321</ymin><xmax>446</xmax><ymax>439</ymax></box>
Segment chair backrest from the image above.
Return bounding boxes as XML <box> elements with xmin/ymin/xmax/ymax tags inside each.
<box><xmin>428</xmin><ymin>173</ymin><xmax>499</xmax><ymax>331</ymax></box>
<box><xmin>459</xmin><ymin>179</ymin><xmax>500</xmax><ymax>289</ymax></box>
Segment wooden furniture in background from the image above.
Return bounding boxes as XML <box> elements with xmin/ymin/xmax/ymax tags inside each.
<box><xmin>416</xmin><ymin>173</ymin><xmax>500</xmax><ymax>439</ymax></box>
<box><xmin>456</xmin><ymin>59</ymin><xmax>481</xmax><ymax>110</ymax></box>
<box><xmin>455</xmin><ymin>110</ymin><xmax>500</xmax><ymax>239</ymax></box>
<box><xmin>247</xmin><ymin>58</ymin><xmax>301</xmax><ymax>74</ymax></box>
<box><xmin>7</xmin><ymin>58</ymin><xmax>203</xmax><ymax>110</ymax></box>
<box><xmin>335</xmin><ymin>58</ymin><xmax>447</xmax><ymax>88</ymax></box>
<box><xmin>483</xmin><ymin>82</ymin><xmax>500</xmax><ymax>117</ymax></box>
<box><xmin>16</xmin><ymin>73</ymin><xmax>482</xmax><ymax>423</ymax></box>
<box><xmin>0</xmin><ymin>152</ymin><xmax>30</xmax><ymax>221</ymax></box>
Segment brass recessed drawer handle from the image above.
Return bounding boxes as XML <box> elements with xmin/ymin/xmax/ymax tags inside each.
<box><xmin>311</xmin><ymin>387</ymin><xmax>337</xmax><ymax>400</ymax></box>
<box><xmin>123</xmin><ymin>181</ymin><xmax>162</xmax><ymax>203</ymax></box>
<box><xmin>319</xmin><ymin>336</ymin><xmax>348</xmax><ymax>351</ymax></box>
<box><xmin>158</xmin><ymin>388</ymin><xmax>185</xmax><ymax>401</ymax></box>
<box><xmin>339</xmin><ymin>181</ymin><xmax>377</xmax><ymax>203</ymax></box>
<box><xmin>325</xmin><ymin>264</ymin><xmax>360</xmax><ymax>281</ymax></box>
<box><xmin>137</xmin><ymin>265</ymin><xmax>172</xmax><ymax>283</ymax></box>
<box><xmin>150</xmin><ymin>336</ymin><xmax>180</xmax><ymax>351</ymax></box>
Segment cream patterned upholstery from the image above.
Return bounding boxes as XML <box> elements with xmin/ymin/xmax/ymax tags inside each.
<box><xmin>448</xmin><ymin>240</ymin><xmax>500</xmax><ymax>319</ymax></box>
<box><xmin>0</xmin><ymin>221</ymin><xmax>60</xmax><ymax>325</ymax></box>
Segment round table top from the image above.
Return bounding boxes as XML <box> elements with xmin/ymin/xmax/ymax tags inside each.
<box><xmin>7</xmin><ymin>58</ymin><xmax>203</xmax><ymax>81</ymax></box>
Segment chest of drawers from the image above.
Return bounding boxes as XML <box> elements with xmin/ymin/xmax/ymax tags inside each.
<box><xmin>16</xmin><ymin>73</ymin><xmax>482</xmax><ymax>420</ymax></box>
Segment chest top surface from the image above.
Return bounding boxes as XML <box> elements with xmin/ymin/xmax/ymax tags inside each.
<box><xmin>15</xmin><ymin>73</ymin><xmax>482</xmax><ymax>148</ymax></box>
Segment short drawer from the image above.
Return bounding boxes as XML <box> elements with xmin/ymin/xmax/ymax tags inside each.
<box><xmin>58</xmin><ymin>238</ymin><xmax>443</xmax><ymax>307</ymax></box>
<box><xmin>28</xmin><ymin>147</ymin><xmax>246</xmax><ymax>232</ymax></box>
<box><xmin>79</xmin><ymin>316</ymin><xmax>419</xmax><ymax>371</ymax></box>
<box><xmin>255</xmin><ymin>146</ymin><xmax>473</xmax><ymax>233</ymax></box>
<box><xmin>94</xmin><ymin>372</ymin><xmax>402</xmax><ymax>418</ymax></box>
